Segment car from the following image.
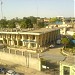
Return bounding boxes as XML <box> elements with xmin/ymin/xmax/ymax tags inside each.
<box><xmin>49</xmin><ymin>44</ymin><xmax>55</xmax><ymax>48</ymax></box>
<box><xmin>6</xmin><ymin>70</ymin><xmax>20</xmax><ymax>75</ymax></box>
<box><xmin>0</xmin><ymin>67</ymin><xmax>7</xmax><ymax>74</ymax></box>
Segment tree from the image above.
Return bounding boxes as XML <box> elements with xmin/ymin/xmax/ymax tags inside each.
<box><xmin>61</xmin><ymin>37</ymin><xmax>70</xmax><ymax>49</ymax></box>
<box><xmin>26</xmin><ymin>18</ymin><xmax>33</xmax><ymax>28</ymax></box>
<box><xmin>37</xmin><ymin>21</ymin><xmax>45</xmax><ymax>28</ymax></box>
<box><xmin>73</xmin><ymin>33</ymin><xmax>75</xmax><ymax>39</ymax></box>
<box><xmin>7</xmin><ymin>19</ymin><xmax>16</xmax><ymax>28</ymax></box>
<box><xmin>37</xmin><ymin>18</ymin><xmax>45</xmax><ymax>28</ymax></box>
<box><xmin>28</xmin><ymin>16</ymin><xmax>37</xmax><ymax>24</ymax></box>
<box><xmin>20</xmin><ymin>20</ymin><xmax>27</xmax><ymax>28</ymax></box>
<box><xmin>49</xmin><ymin>17</ymin><xmax>62</xmax><ymax>24</ymax></box>
<box><xmin>0</xmin><ymin>19</ymin><xmax>7</xmax><ymax>28</ymax></box>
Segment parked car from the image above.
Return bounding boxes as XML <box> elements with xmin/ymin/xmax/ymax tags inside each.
<box><xmin>0</xmin><ymin>67</ymin><xmax>7</xmax><ymax>74</ymax></box>
<box><xmin>49</xmin><ymin>44</ymin><xmax>55</xmax><ymax>48</ymax></box>
<box><xmin>6</xmin><ymin>70</ymin><xmax>20</xmax><ymax>75</ymax></box>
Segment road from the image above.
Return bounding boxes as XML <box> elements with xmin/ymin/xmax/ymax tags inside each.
<box><xmin>40</xmin><ymin>45</ymin><xmax>66</xmax><ymax>62</ymax></box>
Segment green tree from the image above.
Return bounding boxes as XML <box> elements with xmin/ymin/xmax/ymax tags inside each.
<box><xmin>73</xmin><ymin>33</ymin><xmax>75</xmax><ymax>39</ymax></box>
<box><xmin>0</xmin><ymin>19</ymin><xmax>7</xmax><ymax>28</ymax></box>
<box><xmin>61</xmin><ymin>37</ymin><xmax>70</xmax><ymax>49</ymax></box>
<box><xmin>7</xmin><ymin>19</ymin><xmax>16</xmax><ymax>28</ymax></box>
<box><xmin>20</xmin><ymin>17</ymin><xmax>33</xmax><ymax>28</ymax></box>
<box><xmin>49</xmin><ymin>17</ymin><xmax>62</xmax><ymax>23</ymax></box>
<box><xmin>28</xmin><ymin>16</ymin><xmax>37</xmax><ymax>24</ymax></box>
<box><xmin>26</xmin><ymin>18</ymin><xmax>33</xmax><ymax>28</ymax></box>
<box><xmin>38</xmin><ymin>21</ymin><xmax>45</xmax><ymax>28</ymax></box>
<box><xmin>20</xmin><ymin>20</ymin><xmax>27</xmax><ymax>28</ymax></box>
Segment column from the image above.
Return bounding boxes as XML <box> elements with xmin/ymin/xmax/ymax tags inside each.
<box><xmin>35</xmin><ymin>35</ymin><xmax>39</xmax><ymax>48</ymax></box>
<box><xmin>9</xmin><ymin>49</ymin><xmax>11</xmax><ymax>54</ymax></box>
<box><xmin>22</xmin><ymin>35</ymin><xmax>25</xmax><ymax>46</ymax></box>
<box><xmin>22</xmin><ymin>51</ymin><xmax>24</xmax><ymax>56</ymax></box>
<box><xmin>16</xmin><ymin>35</ymin><xmax>19</xmax><ymax>46</ymax></box>
<box><xmin>28</xmin><ymin>35</ymin><xmax>31</xmax><ymax>48</ymax></box>
<box><xmin>60</xmin><ymin>62</ymin><xmax>63</xmax><ymax>75</ymax></box>
<box><xmin>70</xmin><ymin>66</ymin><xmax>73</xmax><ymax>75</ymax></box>
<box><xmin>11</xmin><ymin>35</ymin><xmax>13</xmax><ymax>45</ymax></box>
<box><xmin>29</xmin><ymin>52</ymin><xmax>32</xmax><ymax>58</ymax></box>
<box><xmin>44</xmin><ymin>34</ymin><xmax>46</xmax><ymax>45</ymax></box>
<box><xmin>39</xmin><ymin>35</ymin><xmax>42</xmax><ymax>46</ymax></box>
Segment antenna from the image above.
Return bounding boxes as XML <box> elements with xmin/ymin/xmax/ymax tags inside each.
<box><xmin>36</xmin><ymin>0</ymin><xmax>38</xmax><ymax>18</ymax></box>
<box><xmin>0</xmin><ymin>0</ymin><xmax>3</xmax><ymax>19</ymax></box>
<box><xmin>36</xmin><ymin>0</ymin><xmax>39</xmax><ymax>28</ymax></box>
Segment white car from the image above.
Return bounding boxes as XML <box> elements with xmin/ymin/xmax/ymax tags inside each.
<box><xmin>6</xmin><ymin>70</ymin><xmax>20</xmax><ymax>75</ymax></box>
<box><xmin>49</xmin><ymin>44</ymin><xmax>55</xmax><ymax>48</ymax></box>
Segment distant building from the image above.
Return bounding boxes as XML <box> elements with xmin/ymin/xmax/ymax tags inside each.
<box><xmin>44</xmin><ymin>18</ymin><xmax>49</xmax><ymax>22</ymax></box>
<box><xmin>46</xmin><ymin>21</ymin><xmax>72</xmax><ymax>35</ymax></box>
<box><xmin>67</xmin><ymin>29</ymin><xmax>75</xmax><ymax>36</ymax></box>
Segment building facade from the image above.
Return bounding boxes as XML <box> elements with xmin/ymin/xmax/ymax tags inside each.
<box><xmin>0</xmin><ymin>28</ymin><xmax>60</xmax><ymax>52</ymax></box>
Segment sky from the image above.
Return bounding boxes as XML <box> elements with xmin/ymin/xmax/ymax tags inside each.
<box><xmin>0</xmin><ymin>0</ymin><xmax>74</xmax><ymax>19</ymax></box>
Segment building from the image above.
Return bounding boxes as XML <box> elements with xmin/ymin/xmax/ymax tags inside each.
<box><xmin>0</xmin><ymin>27</ymin><xmax>60</xmax><ymax>52</ymax></box>
<box><xmin>67</xmin><ymin>29</ymin><xmax>75</xmax><ymax>36</ymax></box>
<box><xmin>46</xmin><ymin>21</ymin><xmax>72</xmax><ymax>35</ymax></box>
<box><xmin>60</xmin><ymin>56</ymin><xmax>75</xmax><ymax>75</ymax></box>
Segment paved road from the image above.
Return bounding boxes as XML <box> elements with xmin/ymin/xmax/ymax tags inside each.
<box><xmin>40</xmin><ymin>46</ymin><xmax>66</xmax><ymax>62</ymax></box>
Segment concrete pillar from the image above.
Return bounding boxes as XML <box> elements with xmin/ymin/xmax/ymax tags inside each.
<box><xmin>39</xmin><ymin>35</ymin><xmax>42</xmax><ymax>46</ymax></box>
<box><xmin>15</xmin><ymin>50</ymin><xmax>17</xmax><ymax>55</ymax></box>
<box><xmin>28</xmin><ymin>35</ymin><xmax>31</xmax><ymax>48</ymax></box>
<box><xmin>35</xmin><ymin>35</ymin><xmax>39</xmax><ymax>48</ymax></box>
<box><xmin>22</xmin><ymin>51</ymin><xmax>24</xmax><ymax>56</ymax></box>
<box><xmin>22</xmin><ymin>35</ymin><xmax>25</xmax><ymax>46</ymax></box>
<box><xmin>70</xmin><ymin>66</ymin><xmax>73</xmax><ymax>75</ymax></box>
<box><xmin>9</xmin><ymin>49</ymin><xmax>11</xmax><ymax>54</ymax></box>
<box><xmin>44</xmin><ymin>34</ymin><xmax>46</xmax><ymax>45</ymax></box>
<box><xmin>60</xmin><ymin>62</ymin><xmax>63</xmax><ymax>75</ymax></box>
<box><xmin>17</xmin><ymin>40</ymin><xmax>19</xmax><ymax>46</ymax></box>
<box><xmin>38</xmin><ymin>53</ymin><xmax>40</xmax><ymax>58</ymax></box>
<box><xmin>11</xmin><ymin>35</ymin><xmax>14</xmax><ymax>45</ymax></box>
<box><xmin>7</xmin><ymin>39</ymin><xmax>9</xmax><ymax>45</ymax></box>
<box><xmin>28</xmin><ymin>43</ymin><xmax>30</xmax><ymax>48</ymax></box>
<box><xmin>29</xmin><ymin>53</ymin><xmax>31</xmax><ymax>58</ymax></box>
<box><xmin>38</xmin><ymin>58</ymin><xmax>42</xmax><ymax>71</ymax></box>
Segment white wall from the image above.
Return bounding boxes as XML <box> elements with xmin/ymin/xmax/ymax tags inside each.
<box><xmin>0</xmin><ymin>52</ymin><xmax>41</xmax><ymax>71</ymax></box>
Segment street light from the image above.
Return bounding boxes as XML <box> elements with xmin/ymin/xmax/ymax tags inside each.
<box><xmin>0</xmin><ymin>0</ymin><xmax>3</xmax><ymax>19</ymax></box>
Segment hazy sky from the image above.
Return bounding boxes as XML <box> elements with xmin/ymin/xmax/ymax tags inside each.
<box><xmin>0</xmin><ymin>0</ymin><xmax>74</xmax><ymax>19</ymax></box>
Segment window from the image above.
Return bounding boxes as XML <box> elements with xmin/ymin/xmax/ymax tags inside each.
<box><xmin>33</xmin><ymin>35</ymin><xmax>35</xmax><ymax>40</ymax></box>
<box><xmin>0</xmin><ymin>40</ymin><xmax>3</xmax><ymax>44</ymax></box>
<box><xmin>31</xmin><ymin>43</ymin><xmax>36</xmax><ymax>47</ymax></box>
<box><xmin>63</xmin><ymin>66</ymin><xmax>70</xmax><ymax>75</ymax></box>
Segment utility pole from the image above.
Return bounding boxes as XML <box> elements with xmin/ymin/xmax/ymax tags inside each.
<box><xmin>0</xmin><ymin>0</ymin><xmax>3</xmax><ymax>19</ymax></box>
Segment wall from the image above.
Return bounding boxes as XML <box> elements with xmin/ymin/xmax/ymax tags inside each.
<box><xmin>0</xmin><ymin>52</ymin><xmax>41</xmax><ymax>71</ymax></box>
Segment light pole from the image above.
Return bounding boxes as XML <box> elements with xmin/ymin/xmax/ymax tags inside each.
<box><xmin>0</xmin><ymin>0</ymin><xmax>3</xmax><ymax>19</ymax></box>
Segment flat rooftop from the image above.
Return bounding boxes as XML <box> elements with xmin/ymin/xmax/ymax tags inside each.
<box><xmin>0</xmin><ymin>27</ymin><xmax>63</xmax><ymax>35</ymax></box>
